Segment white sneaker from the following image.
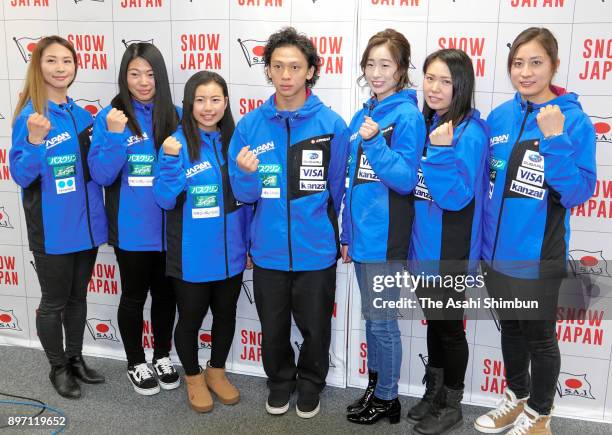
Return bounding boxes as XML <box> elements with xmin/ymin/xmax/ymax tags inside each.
<box><xmin>474</xmin><ymin>389</ymin><xmax>528</xmax><ymax>433</ymax></box>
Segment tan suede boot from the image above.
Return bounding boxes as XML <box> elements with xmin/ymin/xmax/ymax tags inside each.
<box><xmin>205</xmin><ymin>362</ymin><xmax>240</xmax><ymax>405</ymax></box>
<box><xmin>185</xmin><ymin>370</ymin><xmax>213</xmax><ymax>413</ymax></box>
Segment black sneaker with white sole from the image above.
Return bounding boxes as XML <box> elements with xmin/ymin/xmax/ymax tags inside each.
<box><xmin>127</xmin><ymin>363</ymin><xmax>160</xmax><ymax>396</ymax></box>
<box><xmin>266</xmin><ymin>390</ymin><xmax>291</xmax><ymax>415</ymax></box>
<box><xmin>152</xmin><ymin>356</ymin><xmax>180</xmax><ymax>390</ymax></box>
<box><xmin>296</xmin><ymin>392</ymin><xmax>320</xmax><ymax>419</ymax></box>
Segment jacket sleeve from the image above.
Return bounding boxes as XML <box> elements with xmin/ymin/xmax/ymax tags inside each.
<box><xmin>421</xmin><ymin>123</ymin><xmax>488</xmax><ymax>211</ymax></box>
<box><xmin>361</xmin><ymin>111</ymin><xmax>426</xmax><ymax>195</ymax></box>
<box><xmin>88</xmin><ymin>112</ymin><xmax>128</xmax><ymax>186</ymax></box>
<box><xmin>539</xmin><ymin>114</ymin><xmax>597</xmax><ymax>208</ymax></box>
<box><xmin>228</xmin><ymin>123</ymin><xmax>262</xmax><ymax>203</ymax></box>
<box><xmin>9</xmin><ymin>113</ymin><xmax>46</xmax><ymax>188</ymax></box>
<box><xmin>153</xmin><ymin>144</ymin><xmax>186</xmax><ymax>210</ymax></box>
<box><xmin>328</xmin><ymin>118</ymin><xmax>349</xmax><ymax>216</ymax></box>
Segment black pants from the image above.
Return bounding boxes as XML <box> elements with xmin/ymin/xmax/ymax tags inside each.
<box><xmin>484</xmin><ymin>267</ymin><xmax>561</xmax><ymax>415</ymax></box>
<box><xmin>416</xmin><ymin>284</ymin><xmax>468</xmax><ymax>390</ymax></box>
<box><xmin>114</xmin><ymin>248</ymin><xmax>175</xmax><ymax>366</ymax></box>
<box><xmin>253</xmin><ymin>264</ymin><xmax>336</xmax><ymax>394</ymax></box>
<box><xmin>173</xmin><ymin>274</ymin><xmax>242</xmax><ymax>376</ymax></box>
<box><xmin>34</xmin><ymin>248</ymin><xmax>98</xmax><ymax>367</ymax></box>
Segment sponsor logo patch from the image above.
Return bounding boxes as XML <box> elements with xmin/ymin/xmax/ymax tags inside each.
<box><xmin>299</xmin><ymin>166</ymin><xmax>324</xmax><ymax>180</ymax></box>
<box><xmin>302</xmin><ymin>150</ymin><xmax>323</xmax><ymax>166</ymax></box>
<box><xmin>509</xmin><ymin>180</ymin><xmax>545</xmax><ymax>200</ymax></box>
<box><xmin>299</xmin><ymin>180</ymin><xmax>326</xmax><ymax>191</ymax></box>
<box><xmin>516</xmin><ymin>166</ymin><xmax>544</xmax><ymax>187</ymax></box>
<box><xmin>521</xmin><ymin>150</ymin><xmax>544</xmax><ymax>172</ymax></box>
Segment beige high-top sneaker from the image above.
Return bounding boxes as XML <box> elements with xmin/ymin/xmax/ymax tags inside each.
<box><xmin>506</xmin><ymin>404</ymin><xmax>553</xmax><ymax>435</ymax></box>
<box><xmin>474</xmin><ymin>389</ymin><xmax>528</xmax><ymax>433</ymax></box>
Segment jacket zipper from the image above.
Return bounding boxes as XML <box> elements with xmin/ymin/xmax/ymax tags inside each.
<box><xmin>211</xmin><ymin>137</ymin><xmax>230</xmax><ymax>278</ymax></box>
<box><xmin>67</xmin><ymin>108</ymin><xmax>95</xmax><ymax>248</ymax></box>
<box><xmin>491</xmin><ymin>101</ymin><xmax>533</xmax><ymax>260</ymax></box>
<box><xmin>285</xmin><ymin>117</ymin><xmax>294</xmax><ymax>271</ymax></box>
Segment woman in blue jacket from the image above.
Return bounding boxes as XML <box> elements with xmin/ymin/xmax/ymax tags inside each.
<box><xmin>407</xmin><ymin>49</ymin><xmax>488</xmax><ymax>435</ymax></box>
<box><xmin>342</xmin><ymin>29</ymin><xmax>426</xmax><ymax>425</ymax></box>
<box><xmin>154</xmin><ymin>71</ymin><xmax>251</xmax><ymax>413</ymax></box>
<box><xmin>475</xmin><ymin>28</ymin><xmax>596</xmax><ymax>435</ymax></box>
<box><xmin>10</xmin><ymin>36</ymin><xmax>107</xmax><ymax>399</ymax></box>
<box><xmin>89</xmin><ymin>43</ymin><xmax>180</xmax><ymax>396</ymax></box>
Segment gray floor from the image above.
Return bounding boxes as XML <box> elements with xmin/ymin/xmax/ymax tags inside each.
<box><xmin>0</xmin><ymin>346</ymin><xmax>610</xmax><ymax>434</ymax></box>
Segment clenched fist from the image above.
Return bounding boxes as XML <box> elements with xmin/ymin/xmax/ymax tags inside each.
<box><xmin>429</xmin><ymin>120</ymin><xmax>454</xmax><ymax>146</ymax></box>
<box><xmin>106</xmin><ymin>108</ymin><xmax>128</xmax><ymax>134</ymax></box>
<box><xmin>359</xmin><ymin>116</ymin><xmax>379</xmax><ymax>141</ymax></box>
<box><xmin>236</xmin><ymin>146</ymin><xmax>259</xmax><ymax>174</ymax></box>
<box><xmin>27</xmin><ymin>113</ymin><xmax>51</xmax><ymax>145</ymax></box>
<box><xmin>536</xmin><ymin>105</ymin><xmax>565</xmax><ymax>138</ymax></box>
<box><xmin>162</xmin><ymin>136</ymin><xmax>182</xmax><ymax>156</ymax></box>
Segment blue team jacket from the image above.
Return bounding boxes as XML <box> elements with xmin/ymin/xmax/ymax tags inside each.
<box><xmin>341</xmin><ymin>90</ymin><xmax>426</xmax><ymax>262</ymax></box>
<box><xmin>88</xmin><ymin>101</ymin><xmax>181</xmax><ymax>251</ymax></box>
<box><xmin>228</xmin><ymin>93</ymin><xmax>349</xmax><ymax>271</ymax></box>
<box><xmin>154</xmin><ymin>128</ymin><xmax>251</xmax><ymax>283</ymax></box>
<box><xmin>482</xmin><ymin>90</ymin><xmax>597</xmax><ymax>279</ymax></box>
<box><xmin>409</xmin><ymin>110</ymin><xmax>488</xmax><ymax>275</ymax></box>
<box><xmin>10</xmin><ymin>98</ymin><xmax>107</xmax><ymax>254</ymax></box>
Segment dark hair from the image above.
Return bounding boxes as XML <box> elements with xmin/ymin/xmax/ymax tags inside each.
<box><xmin>359</xmin><ymin>29</ymin><xmax>414</xmax><ymax>92</ymax></box>
<box><xmin>507</xmin><ymin>27</ymin><xmax>559</xmax><ymax>75</ymax></box>
<box><xmin>182</xmin><ymin>71</ymin><xmax>235</xmax><ymax>163</ymax></box>
<box><xmin>422</xmin><ymin>49</ymin><xmax>475</xmax><ymax>127</ymax></box>
<box><xmin>111</xmin><ymin>43</ymin><xmax>178</xmax><ymax>151</ymax></box>
<box><xmin>263</xmin><ymin>27</ymin><xmax>320</xmax><ymax>88</ymax></box>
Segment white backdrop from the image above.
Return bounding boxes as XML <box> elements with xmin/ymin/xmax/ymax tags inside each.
<box><xmin>0</xmin><ymin>0</ymin><xmax>611</xmax><ymax>424</ymax></box>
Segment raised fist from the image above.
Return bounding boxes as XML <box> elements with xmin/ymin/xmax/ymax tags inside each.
<box><xmin>359</xmin><ymin>116</ymin><xmax>379</xmax><ymax>141</ymax></box>
<box><xmin>106</xmin><ymin>108</ymin><xmax>128</xmax><ymax>134</ymax></box>
<box><xmin>26</xmin><ymin>113</ymin><xmax>51</xmax><ymax>145</ymax></box>
<box><xmin>236</xmin><ymin>146</ymin><xmax>259</xmax><ymax>174</ymax></box>
<box><xmin>429</xmin><ymin>121</ymin><xmax>454</xmax><ymax>147</ymax></box>
<box><xmin>536</xmin><ymin>105</ymin><xmax>565</xmax><ymax>138</ymax></box>
<box><xmin>162</xmin><ymin>136</ymin><xmax>182</xmax><ymax>156</ymax></box>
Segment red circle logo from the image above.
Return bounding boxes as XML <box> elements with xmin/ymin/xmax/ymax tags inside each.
<box><xmin>26</xmin><ymin>42</ymin><xmax>37</xmax><ymax>53</ymax></box>
<box><xmin>84</xmin><ymin>105</ymin><xmax>99</xmax><ymax>116</ymax></box>
<box><xmin>580</xmin><ymin>256</ymin><xmax>598</xmax><ymax>267</ymax></box>
<box><xmin>0</xmin><ymin>212</ymin><xmax>4</xmax><ymax>220</ymax></box>
<box><xmin>200</xmin><ymin>332</ymin><xmax>211</xmax><ymax>342</ymax></box>
<box><xmin>0</xmin><ymin>314</ymin><xmax>12</xmax><ymax>322</ymax></box>
<box><xmin>594</xmin><ymin>122</ymin><xmax>611</xmax><ymax>135</ymax></box>
<box><xmin>565</xmin><ymin>378</ymin><xmax>582</xmax><ymax>389</ymax></box>
<box><xmin>252</xmin><ymin>46</ymin><xmax>265</xmax><ymax>57</ymax></box>
<box><xmin>96</xmin><ymin>324</ymin><xmax>109</xmax><ymax>333</ymax></box>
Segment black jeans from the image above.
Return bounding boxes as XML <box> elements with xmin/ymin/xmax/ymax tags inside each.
<box><xmin>34</xmin><ymin>248</ymin><xmax>98</xmax><ymax>367</ymax></box>
<box><xmin>114</xmin><ymin>248</ymin><xmax>175</xmax><ymax>366</ymax></box>
<box><xmin>172</xmin><ymin>274</ymin><xmax>242</xmax><ymax>376</ymax></box>
<box><xmin>253</xmin><ymin>264</ymin><xmax>336</xmax><ymax>395</ymax></box>
<box><xmin>416</xmin><ymin>284</ymin><xmax>468</xmax><ymax>390</ymax></box>
<box><xmin>484</xmin><ymin>267</ymin><xmax>561</xmax><ymax>415</ymax></box>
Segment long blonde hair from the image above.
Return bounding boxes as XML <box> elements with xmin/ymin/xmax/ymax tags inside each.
<box><xmin>12</xmin><ymin>35</ymin><xmax>78</xmax><ymax>124</ymax></box>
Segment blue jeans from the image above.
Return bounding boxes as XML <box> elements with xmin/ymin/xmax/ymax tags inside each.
<box><xmin>354</xmin><ymin>261</ymin><xmax>403</xmax><ymax>400</ymax></box>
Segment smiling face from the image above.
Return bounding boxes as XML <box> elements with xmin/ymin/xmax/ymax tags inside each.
<box><xmin>192</xmin><ymin>82</ymin><xmax>227</xmax><ymax>132</ymax></box>
<box><xmin>127</xmin><ymin>57</ymin><xmax>155</xmax><ymax>104</ymax></box>
<box><xmin>510</xmin><ymin>39</ymin><xmax>558</xmax><ymax>104</ymax></box>
<box><xmin>40</xmin><ymin>43</ymin><xmax>76</xmax><ymax>95</ymax></box>
<box><xmin>423</xmin><ymin>59</ymin><xmax>453</xmax><ymax>116</ymax></box>
<box><xmin>364</xmin><ymin>43</ymin><xmax>399</xmax><ymax>101</ymax></box>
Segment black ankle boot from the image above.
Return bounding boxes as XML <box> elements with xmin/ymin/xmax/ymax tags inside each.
<box><xmin>49</xmin><ymin>364</ymin><xmax>81</xmax><ymax>399</ymax></box>
<box><xmin>407</xmin><ymin>365</ymin><xmax>444</xmax><ymax>424</ymax></box>
<box><xmin>412</xmin><ymin>386</ymin><xmax>463</xmax><ymax>434</ymax></box>
<box><xmin>347</xmin><ymin>396</ymin><xmax>401</xmax><ymax>425</ymax></box>
<box><xmin>347</xmin><ymin>370</ymin><xmax>377</xmax><ymax>414</ymax></box>
<box><xmin>69</xmin><ymin>355</ymin><xmax>105</xmax><ymax>384</ymax></box>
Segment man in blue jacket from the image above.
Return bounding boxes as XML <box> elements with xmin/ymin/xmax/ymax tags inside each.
<box><xmin>228</xmin><ymin>27</ymin><xmax>349</xmax><ymax>419</ymax></box>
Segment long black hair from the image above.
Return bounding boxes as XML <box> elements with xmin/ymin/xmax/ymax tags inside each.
<box><xmin>111</xmin><ymin>42</ymin><xmax>178</xmax><ymax>150</ymax></box>
<box><xmin>422</xmin><ymin>48</ymin><xmax>475</xmax><ymax>128</ymax></box>
<box><xmin>182</xmin><ymin>71</ymin><xmax>235</xmax><ymax>163</ymax></box>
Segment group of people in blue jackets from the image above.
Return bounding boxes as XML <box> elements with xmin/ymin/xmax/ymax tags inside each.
<box><xmin>10</xmin><ymin>24</ymin><xmax>596</xmax><ymax>435</ymax></box>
